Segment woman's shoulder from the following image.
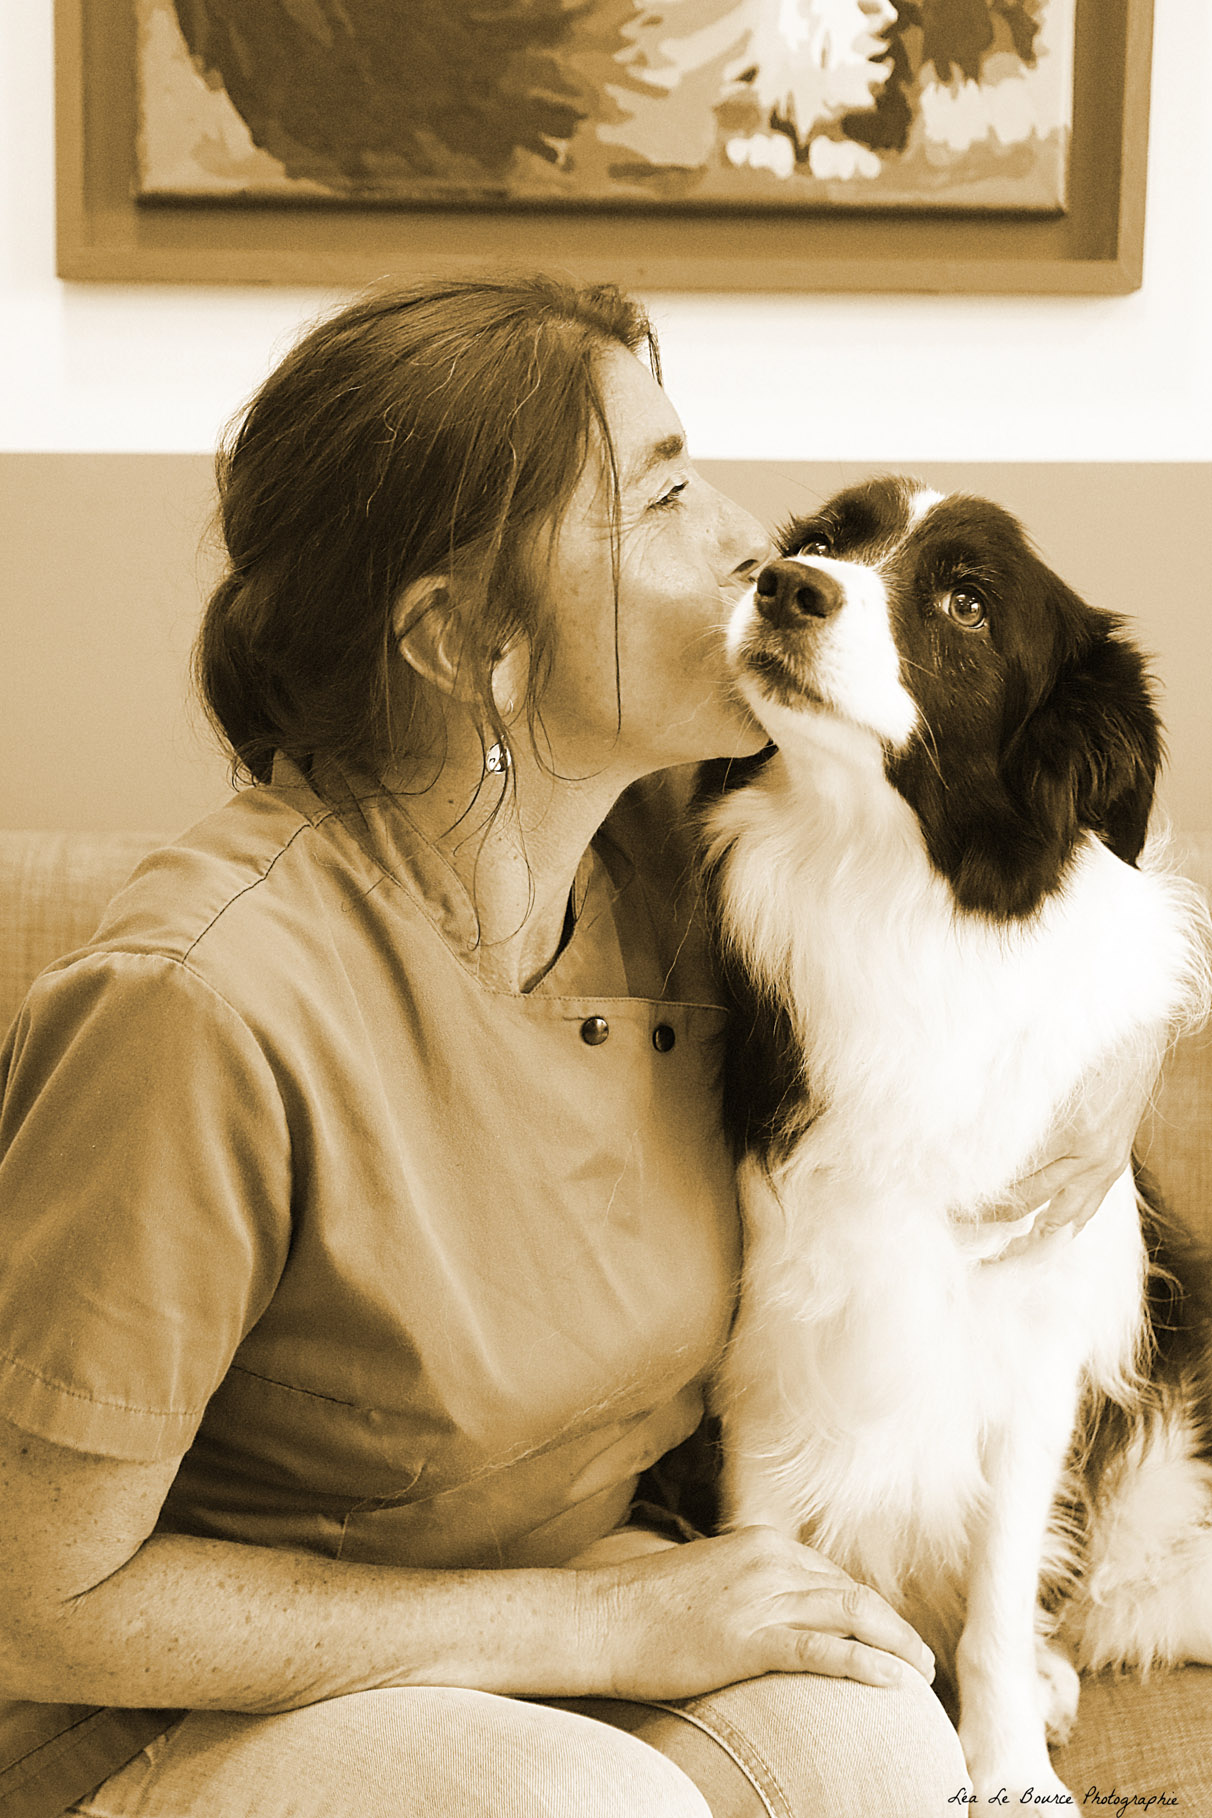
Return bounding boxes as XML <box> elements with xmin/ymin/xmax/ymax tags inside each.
<box><xmin>7</xmin><ymin>775</ymin><xmax>379</xmax><ymax>1061</ymax></box>
<box><xmin>85</xmin><ymin>774</ymin><xmax>366</xmax><ymax>972</ymax></box>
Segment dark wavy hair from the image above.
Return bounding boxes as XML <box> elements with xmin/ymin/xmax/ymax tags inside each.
<box><xmin>194</xmin><ymin>273</ymin><xmax>659</xmax><ymax>786</ymax></box>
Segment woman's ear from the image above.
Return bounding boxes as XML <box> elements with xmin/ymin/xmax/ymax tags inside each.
<box><xmin>393</xmin><ymin>574</ymin><xmax>530</xmax><ymax>725</ymax></box>
<box><xmin>392</xmin><ymin>575</ymin><xmax>472</xmax><ymax>699</ymax></box>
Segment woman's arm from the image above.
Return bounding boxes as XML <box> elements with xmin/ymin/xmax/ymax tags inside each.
<box><xmin>0</xmin><ymin>1418</ymin><xmax>932</xmax><ymax>1711</ymax></box>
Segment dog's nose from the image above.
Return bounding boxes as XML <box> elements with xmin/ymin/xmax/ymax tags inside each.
<box><xmin>755</xmin><ymin>559</ymin><xmax>844</xmax><ymax>626</ymax></box>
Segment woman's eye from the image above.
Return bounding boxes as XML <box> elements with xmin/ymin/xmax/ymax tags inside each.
<box><xmin>942</xmin><ymin>587</ymin><xmax>988</xmax><ymax>630</ymax></box>
<box><xmin>652</xmin><ymin>479</ymin><xmax>689</xmax><ymax>511</ymax></box>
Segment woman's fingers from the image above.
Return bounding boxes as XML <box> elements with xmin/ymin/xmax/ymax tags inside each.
<box><xmin>593</xmin><ymin>1526</ymin><xmax>937</xmax><ymax>1702</ymax></box>
<box><xmin>989</xmin><ymin>1037</ymin><xmax>1154</xmax><ymax>1246</ymax></box>
<box><xmin>786</xmin><ymin>1628</ymin><xmax>921</xmax><ymax>1688</ymax></box>
<box><xmin>784</xmin><ymin>1542</ymin><xmax>853</xmax><ymax>1586</ymax></box>
<box><xmin>776</xmin><ymin>1579</ymin><xmax>935</xmax><ymax>1682</ymax></box>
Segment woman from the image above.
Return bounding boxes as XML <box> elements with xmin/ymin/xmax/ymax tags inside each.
<box><xmin>0</xmin><ymin>275</ymin><xmax>1140</xmax><ymax>1817</ymax></box>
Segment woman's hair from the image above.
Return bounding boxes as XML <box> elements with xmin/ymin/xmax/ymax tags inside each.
<box><xmin>195</xmin><ymin>273</ymin><xmax>659</xmax><ymax>785</ymax></box>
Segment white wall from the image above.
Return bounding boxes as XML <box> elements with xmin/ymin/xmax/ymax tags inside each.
<box><xmin>1</xmin><ymin>3</ymin><xmax>1211</xmax><ymax>460</ymax></box>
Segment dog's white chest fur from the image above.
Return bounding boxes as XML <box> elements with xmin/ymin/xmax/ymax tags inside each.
<box><xmin>708</xmin><ymin>740</ymin><xmax>1196</xmax><ymax>1657</ymax></box>
<box><xmin>714</xmin><ymin>738</ymin><xmax>1187</xmax><ymax>1204</ymax></box>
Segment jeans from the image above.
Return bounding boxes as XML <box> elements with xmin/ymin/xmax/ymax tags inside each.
<box><xmin>68</xmin><ymin>1671</ymin><xmax>968</xmax><ymax>1818</ymax></box>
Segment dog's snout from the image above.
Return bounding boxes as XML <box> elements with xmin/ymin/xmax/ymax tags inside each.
<box><xmin>755</xmin><ymin>559</ymin><xmax>843</xmax><ymax>627</ymax></box>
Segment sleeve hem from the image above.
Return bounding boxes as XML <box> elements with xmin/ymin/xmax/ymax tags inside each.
<box><xmin>0</xmin><ymin>1352</ymin><xmax>203</xmax><ymax>1464</ymax></box>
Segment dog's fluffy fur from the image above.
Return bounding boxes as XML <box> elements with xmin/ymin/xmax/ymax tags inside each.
<box><xmin>704</xmin><ymin>477</ymin><xmax>1212</xmax><ymax>1800</ymax></box>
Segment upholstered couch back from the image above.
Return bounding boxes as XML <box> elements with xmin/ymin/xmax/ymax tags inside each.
<box><xmin>2</xmin><ymin>826</ymin><xmax>1209</xmax><ymax>1246</ymax></box>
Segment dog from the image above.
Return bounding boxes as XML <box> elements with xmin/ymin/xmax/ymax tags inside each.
<box><xmin>702</xmin><ymin>477</ymin><xmax>1212</xmax><ymax>1801</ymax></box>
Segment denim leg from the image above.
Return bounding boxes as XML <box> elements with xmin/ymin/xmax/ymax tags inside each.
<box><xmin>69</xmin><ymin>1685</ymin><xmax>712</xmax><ymax>1818</ymax></box>
<box><xmin>562</xmin><ymin>1671</ymin><xmax>969</xmax><ymax>1818</ymax></box>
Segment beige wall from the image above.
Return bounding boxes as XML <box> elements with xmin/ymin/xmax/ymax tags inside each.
<box><xmin>2</xmin><ymin>455</ymin><xmax>226</xmax><ymax>833</ymax></box>
<box><xmin>2</xmin><ymin>455</ymin><xmax>1209</xmax><ymax>834</ymax></box>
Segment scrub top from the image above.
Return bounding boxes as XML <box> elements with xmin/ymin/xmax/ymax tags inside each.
<box><xmin>0</xmin><ymin>759</ymin><xmax>741</xmax><ymax>1817</ymax></box>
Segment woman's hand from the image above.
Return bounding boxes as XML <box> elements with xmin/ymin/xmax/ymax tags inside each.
<box><xmin>986</xmin><ymin>1041</ymin><xmax>1160</xmax><ymax>1259</ymax></box>
<box><xmin>578</xmin><ymin>1525</ymin><xmax>935</xmax><ymax>1702</ymax></box>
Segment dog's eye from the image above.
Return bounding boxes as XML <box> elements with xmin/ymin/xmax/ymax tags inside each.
<box><xmin>942</xmin><ymin>588</ymin><xmax>988</xmax><ymax>631</ymax></box>
<box><xmin>797</xmin><ymin>534</ymin><xmax>832</xmax><ymax>558</ymax></box>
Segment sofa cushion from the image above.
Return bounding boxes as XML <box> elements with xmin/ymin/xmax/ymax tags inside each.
<box><xmin>0</xmin><ymin>831</ymin><xmax>159</xmax><ymax>1036</ymax></box>
<box><xmin>1136</xmin><ymin>836</ymin><xmax>1212</xmax><ymax>1246</ymax></box>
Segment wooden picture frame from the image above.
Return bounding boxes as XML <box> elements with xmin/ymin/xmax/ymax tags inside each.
<box><xmin>55</xmin><ymin>0</ymin><xmax>1153</xmax><ymax>294</ymax></box>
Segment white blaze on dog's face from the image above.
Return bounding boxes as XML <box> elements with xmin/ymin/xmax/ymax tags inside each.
<box><xmin>726</xmin><ymin>480</ymin><xmax>937</xmax><ymax>756</ymax></box>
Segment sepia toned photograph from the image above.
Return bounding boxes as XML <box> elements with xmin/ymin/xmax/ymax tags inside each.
<box><xmin>3</xmin><ymin>1</ymin><xmax>1212</xmax><ymax>1814</ymax></box>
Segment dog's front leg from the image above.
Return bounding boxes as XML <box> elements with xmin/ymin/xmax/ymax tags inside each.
<box><xmin>714</xmin><ymin>1304</ymin><xmax>820</xmax><ymax>1543</ymax></box>
<box><xmin>956</xmin><ymin>1371</ymin><xmax>1081</xmax><ymax>1805</ymax></box>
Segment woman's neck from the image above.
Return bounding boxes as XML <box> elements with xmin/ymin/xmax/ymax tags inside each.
<box><xmin>383</xmin><ymin>741</ymin><xmax>630</xmax><ymax>993</ymax></box>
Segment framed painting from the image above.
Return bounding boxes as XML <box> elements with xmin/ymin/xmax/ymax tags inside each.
<box><xmin>56</xmin><ymin>0</ymin><xmax>1152</xmax><ymax>291</ymax></box>
<box><xmin>135</xmin><ymin>0</ymin><xmax>1076</xmax><ymax>215</ymax></box>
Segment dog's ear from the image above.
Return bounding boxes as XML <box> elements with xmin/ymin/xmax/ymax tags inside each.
<box><xmin>1005</xmin><ymin>615</ymin><xmax>1161</xmax><ymax>867</ymax></box>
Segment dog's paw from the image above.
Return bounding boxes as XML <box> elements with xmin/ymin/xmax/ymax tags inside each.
<box><xmin>1036</xmin><ymin>1639</ymin><xmax>1081</xmax><ymax>1745</ymax></box>
<box><xmin>961</xmin><ymin>1718</ymin><xmax>1075</xmax><ymax>1808</ymax></box>
<box><xmin>969</xmin><ymin>1763</ymin><xmax>1075</xmax><ymax>1806</ymax></box>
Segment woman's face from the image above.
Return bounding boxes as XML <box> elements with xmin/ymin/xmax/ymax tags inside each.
<box><xmin>528</xmin><ymin>345</ymin><xmax>772</xmax><ymax>780</ymax></box>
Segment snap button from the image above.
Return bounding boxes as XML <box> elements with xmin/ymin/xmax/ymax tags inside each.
<box><xmin>580</xmin><ymin>1015</ymin><xmax>610</xmax><ymax>1046</ymax></box>
<box><xmin>652</xmin><ymin>1023</ymin><xmax>676</xmax><ymax>1053</ymax></box>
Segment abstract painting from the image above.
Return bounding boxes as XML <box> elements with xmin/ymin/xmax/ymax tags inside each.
<box><xmin>136</xmin><ymin>0</ymin><xmax>1075</xmax><ymax>214</ymax></box>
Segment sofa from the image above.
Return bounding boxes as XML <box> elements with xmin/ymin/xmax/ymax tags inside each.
<box><xmin>2</xmin><ymin>824</ymin><xmax>1210</xmax><ymax>1804</ymax></box>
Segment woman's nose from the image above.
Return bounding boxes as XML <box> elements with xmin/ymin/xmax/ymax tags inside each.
<box><xmin>718</xmin><ymin>493</ymin><xmax>773</xmax><ymax>576</ymax></box>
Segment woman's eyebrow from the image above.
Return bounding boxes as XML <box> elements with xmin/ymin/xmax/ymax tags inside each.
<box><xmin>627</xmin><ymin>433</ymin><xmax>687</xmax><ymax>486</ymax></box>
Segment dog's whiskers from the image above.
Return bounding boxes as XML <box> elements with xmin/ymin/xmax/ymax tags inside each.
<box><xmin>895</xmin><ymin>672</ymin><xmax>946</xmax><ymax>788</ymax></box>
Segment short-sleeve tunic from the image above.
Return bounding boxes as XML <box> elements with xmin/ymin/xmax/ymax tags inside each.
<box><xmin>0</xmin><ymin>760</ymin><xmax>740</xmax><ymax>1816</ymax></box>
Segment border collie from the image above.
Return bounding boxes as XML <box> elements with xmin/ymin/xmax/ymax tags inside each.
<box><xmin>704</xmin><ymin>478</ymin><xmax>1212</xmax><ymax>1802</ymax></box>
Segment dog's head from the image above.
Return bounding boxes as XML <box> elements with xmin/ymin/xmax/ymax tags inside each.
<box><xmin>727</xmin><ymin>476</ymin><xmax>1161</xmax><ymax>920</ymax></box>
